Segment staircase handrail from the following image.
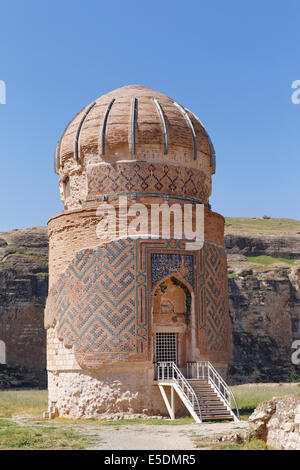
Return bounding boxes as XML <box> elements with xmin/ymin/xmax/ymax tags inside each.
<box><xmin>156</xmin><ymin>361</ymin><xmax>202</xmax><ymax>422</ymax></box>
<box><xmin>187</xmin><ymin>361</ymin><xmax>240</xmax><ymax>421</ymax></box>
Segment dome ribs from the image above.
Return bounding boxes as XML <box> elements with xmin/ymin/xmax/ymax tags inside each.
<box><xmin>99</xmin><ymin>98</ymin><xmax>115</xmax><ymax>156</ymax></box>
<box><xmin>173</xmin><ymin>101</ymin><xmax>197</xmax><ymax>160</ymax></box>
<box><xmin>206</xmin><ymin>133</ymin><xmax>216</xmax><ymax>172</ymax></box>
<box><xmin>130</xmin><ymin>97</ymin><xmax>137</xmax><ymax>155</ymax></box>
<box><xmin>54</xmin><ymin>106</ymin><xmax>85</xmax><ymax>173</ymax></box>
<box><xmin>185</xmin><ymin>108</ymin><xmax>216</xmax><ymax>173</ymax></box>
<box><xmin>74</xmin><ymin>101</ymin><xmax>97</xmax><ymax>161</ymax></box>
<box><xmin>54</xmin><ymin>86</ymin><xmax>215</xmax><ymax>181</ymax></box>
<box><xmin>153</xmin><ymin>98</ymin><xmax>168</xmax><ymax>155</ymax></box>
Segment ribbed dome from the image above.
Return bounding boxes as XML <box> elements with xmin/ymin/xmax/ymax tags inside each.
<box><xmin>54</xmin><ymin>85</ymin><xmax>215</xmax><ymax>174</ymax></box>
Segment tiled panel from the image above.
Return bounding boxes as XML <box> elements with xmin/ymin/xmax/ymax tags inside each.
<box><xmin>87</xmin><ymin>162</ymin><xmax>209</xmax><ymax>203</ymax></box>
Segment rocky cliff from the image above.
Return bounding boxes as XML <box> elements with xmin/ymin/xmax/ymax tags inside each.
<box><xmin>0</xmin><ymin>227</ymin><xmax>48</xmax><ymax>388</ymax></box>
<box><xmin>0</xmin><ymin>219</ymin><xmax>300</xmax><ymax>388</ymax></box>
<box><xmin>225</xmin><ymin>218</ymin><xmax>300</xmax><ymax>384</ymax></box>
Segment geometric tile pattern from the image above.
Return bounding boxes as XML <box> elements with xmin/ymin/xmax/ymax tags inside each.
<box><xmin>203</xmin><ymin>244</ymin><xmax>230</xmax><ymax>353</ymax></box>
<box><xmin>136</xmin><ymin>239</ymin><xmax>229</xmax><ymax>354</ymax></box>
<box><xmin>45</xmin><ymin>239</ymin><xmax>142</xmax><ymax>368</ymax></box>
<box><xmin>136</xmin><ymin>239</ymin><xmax>199</xmax><ymax>353</ymax></box>
<box><xmin>45</xmin><ymin>237</ymin><xmax>229</xmax><ymax>366</ymax></box>
<box><xmin>87</xmin><ymin>161</ymin><xmax>209</xmax><ymax>203</ymax></box>
<box><xmin>136</xmin><ymin>239</ymin><xmax>193</xmax><ymax>353</ymax></box>
<box><xmin>150</xmin><ymin>253</ymin><xmax>195</xmax><ymax>290</ymax></box>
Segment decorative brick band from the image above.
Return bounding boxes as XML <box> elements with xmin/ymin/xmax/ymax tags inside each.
<box><xmin>87</xmin><ymin>161</ymin><xmax>210</xmax><ymax>203</ymax></box>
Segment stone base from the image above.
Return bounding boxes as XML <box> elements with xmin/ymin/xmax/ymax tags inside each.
<box><xmin>47</xmin><ymin>364</ymin><xmax>188</xmax><ymax>419</ymax></box>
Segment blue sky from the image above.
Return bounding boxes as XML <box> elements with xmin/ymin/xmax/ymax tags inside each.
<box><xmin>0</xmin><ymin>0</ymin><xmax>299</xmax><ymax>231</ymax></box>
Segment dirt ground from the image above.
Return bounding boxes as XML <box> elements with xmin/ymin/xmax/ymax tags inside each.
<box><xmin>84</xmin><ymin>421</ymin><xmax>250</xmax><ymax>450</ymax></box>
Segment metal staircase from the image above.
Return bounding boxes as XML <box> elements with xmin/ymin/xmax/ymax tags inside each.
<box><xmin>155</xmin><ymin>361</ymin><xmax>240</xmax><ymax>423</ymax></box>
<box><xmin>155</xmin><ymin>361</ymin><xmax>202</xmax><ymax>423</ymax></box>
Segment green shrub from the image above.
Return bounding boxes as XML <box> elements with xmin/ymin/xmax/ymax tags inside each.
<box><xmin>289</xmin><ymin>371</ymin><xmax>300</xmax><ymax>383</ymax></box>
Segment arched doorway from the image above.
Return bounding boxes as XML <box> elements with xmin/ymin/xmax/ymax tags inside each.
<box><xmin>151</xmin><ymin>276</ymin><xmax>194</xmax><ymax>374</ymax></box>
<box><xmin>0</xmin><ymin>340</ymin><xmax>6</xmax><ymax>365</ymax></box>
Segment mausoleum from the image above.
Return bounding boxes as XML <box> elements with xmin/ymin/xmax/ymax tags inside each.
<box><xmin>44</xmin><ymin>85</ymin><xmax>236</xmax><ymax>421</ymax></box>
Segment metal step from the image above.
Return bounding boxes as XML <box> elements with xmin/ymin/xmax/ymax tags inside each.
<box><xmin>200</xmin><ymin>400</ymin><xmax>225</xmax><ymax>404</ymax></box>
<box><xmin>188</xmin><ymin>379</ymin><xmax>209</xmax><ymax>383</ymax></box>
<box><xmin>187</xmin><ymin>378</ymin><xmax>234</xmax><ymax>421</ymax></box>
<box><xmin>199</xmin><ymin>410</ymin><xmax>232</xmax><ymax>416</ymax></box>
<box><xmin>201</xmin><ymin>405</ymin><xmax>226</xmax><ymax>409</ymax></box>
<box><xmin>200</xmin><ymin>404</ymin><xmax>228</xmax><ymax>409</ymax></box>
<box><xmin>201</xmin><ymin>416</ymin><xmax>233</xmax><ymax>421</ymax></box>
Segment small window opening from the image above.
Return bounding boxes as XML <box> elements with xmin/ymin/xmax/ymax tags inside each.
<box><xmin>64</xmin><ymin>177</ymin><xmax>71</xmax><ymax>199</ymax></box>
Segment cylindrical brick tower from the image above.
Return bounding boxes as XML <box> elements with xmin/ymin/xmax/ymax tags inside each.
<box><xmin>45</xmin><ymin>85</ymin><xmax>231</xmax><ymax>418</ymax></box>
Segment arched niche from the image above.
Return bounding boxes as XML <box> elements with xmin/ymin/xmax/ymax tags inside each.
<box><xmin>151</xmin><ymin>275</ymin><xmax>195</xmax><ymax>370</ymax></box>
<box><xmin>152</xmin><ymin>276</ymin><xmax>192</xmax><ymax>324</ymax></box>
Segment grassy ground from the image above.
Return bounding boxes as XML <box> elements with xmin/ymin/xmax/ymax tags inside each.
<box><xmin>0</xmin><ymin>390</ymin><xmax>194</xmax><ymax>449</ymax></box>
<box><xmin>0</xmin><ymin>390</ymin><xmax>96</xmax><ymax>449</ymax></box>
<box><xmin>232</xmin><ymin>383</ymin><xmax>300</xmax><ymax>419</ymax></box>
<box><xmin>0</xmin><ymin>419</ymin><xmax>92</xmax><ymax>450</ymax></box>
<box><xmin>246</xmin><ymin>255</ymin><xmax>298</xmax><ymax>266</ymax></box>
<box><xmin>225</xmin><ymin>217</ymin><xmax>300</xmax><ymax>235</ymax></box>
<box><xmin>0</xmin><ymin>390</ymin><xmax>47</xmax><ymax>418</ymax></box>
<box><xmin>0</xmin><ymin>384</ymin><xmax>299</xmax><ymax>449</ymax></box>
<box><xmin>195</xmin><ymin>438</ymin><xmax>273</xmax><ymax>450</ymax></box>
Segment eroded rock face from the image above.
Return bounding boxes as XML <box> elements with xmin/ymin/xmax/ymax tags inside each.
<box><xmin>228</xmin><ymin>273</ymin><xmax>300</xmax><ymax>383</ymax></box>
<box><xmin>290</xmin><ymin>267</ymin><xmax>300</xmax><ymax>294</ymax></box>
<box><xmin>225</xmin><ymin>233</ymin><xmax>300</xmax><ymax>259</ymax></box>
<box><xmin>249</xmin><ymin>395</ymin><xmax>300</xmax><ymax>450</ymax></box>
<box><xmin>226</xmin><ymin>231</ymin><xmax>300</xmax><ymax>384</ymax></box>
<box><xmin>0</xmin><ymin>364</ymin><xmax>46</xmax><ymax>389</ymax></box>
<box><xmin>0</xmin><ymin>227</ymin><xmax>48</xmax><ymax>388</ymax></box>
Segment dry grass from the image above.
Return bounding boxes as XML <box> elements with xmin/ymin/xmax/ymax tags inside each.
<box><xmin>246</xmin><ymin>255</ymin><xmax>299</xmax><ymax>266</ymax></box>
<box><xmin>225</xmin><ymin>217</ymin><xmax>300</xmax><ymax>235</ymax></box>
<box><xmin>0</xmin><ymin>390</ymin><xmax>97</xmax><ymax>449</ymax></box>
<box><xmin>195</xmin><ymin>438</ymin><xmax>273</xmax><ymax>450</ymax></box>
<box><xmin>0</xmin><ymin>390</ymin><xmax>47</xmax><ymax>418</ymax></box>
<box><xmin>0</xmin><ymin>419</ymin><xmax>92</xmax><ymax>450</ymax></box>
<box><xmin>232</xmin><ymin>383</ymin><xmax>300</xmax><ymax>419</ymax></box>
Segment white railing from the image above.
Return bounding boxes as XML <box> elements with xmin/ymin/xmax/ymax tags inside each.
<box><xmin>187</xmin><ymin>361</ymin><xmax>240</xmax><ymax>421</ymax></box>
<box><xmin>155</xmin><ymin>362</ymin><xmax>202</xmax><ymax>422</ymax></box>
